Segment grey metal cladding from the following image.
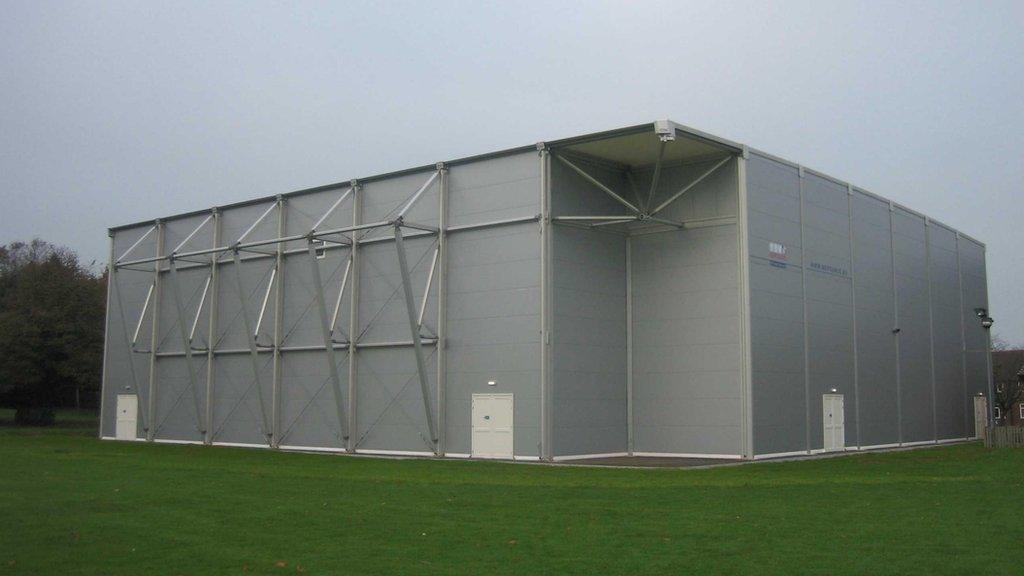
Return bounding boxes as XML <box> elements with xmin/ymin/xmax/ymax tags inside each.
<box><xmin>747</xmin><ymin>153</ymin><xmax>806</xmax><ymax>455</ymax></box>
<box><xmin>355</xmin><ymin>346</ymin><xmax>437</xmax><ymax>452</ymax></box>
<box><xmin>210</xmin><ymin>353</ymin><xmax>273</xmax><ymax>444</ymax></box>
<box><xmin>448</xmin><ymin>151</ymin><xmax>540</xmax><ymax>226</ymax></box>
<box><xmin>102</xmin><ymin>227</ymin><xmax>158</xmax><ymax>437</ymax></box>
<box><xmin>849</xmin><ymin>190</ymin><xmax>899</xmax><ymax>447</ymax></box>
<box><xmin>152</xmin><ymin>355</ymin><xmax>206</xmax><ymax>441</ymax></box>
<box><xmin>444</xmin><ymin>152</ymin><xmax>543</xmax><ymax>456</ymax></box>
<box><xmin>278</xmin><ymin>350</ymin><xmax>346</xmax><ymax>448</ymax></box>
<box><xmin>929</xmin><ymin>224</ymin><xmax>966</xmax><ymax>439</ymax></box>
<box><xmin>632</xmin><ymin>223</ymin><xmax>741</xmax><ymax>456</ymax></box>
<box><xmin>803</xmin><ymin>174</ymin><xmax>855</xmax><ymax>450</ymax></box>
<box><xmin>552</xmin><ymin>224</ymin><xmax>627</xmax><ymax>457</ymax></box>
<box><xmin>444</xmin><ymin>224</ymin><xmax>541</xmax><ymax>456</ymax></box>
<box><xmin>893</xmin><ymin>209</ymin><xmax>933</xmax><ymax>443</ymax></box>
<box><xmin>959</xmin><ymin>237</ymin><xmax>989</xmax><ymax>402</ymax></box>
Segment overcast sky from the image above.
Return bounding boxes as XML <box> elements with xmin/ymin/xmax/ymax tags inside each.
<box><xmin>2</xmin><ymin>0</ymin><xmax>1021</xmax><ymax>344</ymax></box>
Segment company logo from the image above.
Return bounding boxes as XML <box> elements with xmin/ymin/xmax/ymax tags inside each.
<box><xmin>768</xmin><ymin>242</ymin><xmax>787</xmax><ymax>260</ymax></box>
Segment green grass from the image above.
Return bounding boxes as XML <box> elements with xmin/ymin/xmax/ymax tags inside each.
<box><xmin>1</xmin><ymin>419</ymin><xmax>1022</xmax><ymax>575</ymax></box>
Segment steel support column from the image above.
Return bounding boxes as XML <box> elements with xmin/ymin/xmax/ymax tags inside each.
<box><xmin>436</xmin><ymin>164</ymin><xmax>449</xmax><ymax>455</ymax></box>
<box><xmin>539</xmin><ymin>144</ymin><xmax>553</xmax><ymax>460</ymax></box>
<box><xmin>347</xmin><ymin>181</ymin><xmax>361</xmax><ymax>452</ymax></box>
<box><xmin>394</xmin><ymin>224</ymin><xmax>438</xmax><ymax>450</ymax></box>
<box><xmin>204</xmin><ymin>209</ymin><xmax>221</xmax><ymax>444</ymax></box>
<box><xmin>145</xmin><ymin>221</ymin><xmax>165</xmax><ymax>441</ymax></box>
<box><xmin>271</xmin><ymin>197</ymin><xmax>286</xmax><ymax>447</ymax></box>
<box><xmin>736</xmin><ymin>152</ymin><xmax>754</xmax><ymax>459</ymax></box>
<box><xmin>98</xmin><ymin>234</ymin><xmax>115</xmax><ymax>438</ymax></box>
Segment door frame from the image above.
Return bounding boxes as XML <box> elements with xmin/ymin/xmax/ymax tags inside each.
<box><xmin>115</xmin><ymin>394</ymin><xmax>139</xmax><ymax>441</ymax></box>
<box><xmin>471</xmin><ymin>393</ymin><xmax>514</xmax><ymax>459</ymax></box>
<box><xmin>822</xmin><ymin>393</ymin><xmax>845</xmax><ymax>452</ymax></box>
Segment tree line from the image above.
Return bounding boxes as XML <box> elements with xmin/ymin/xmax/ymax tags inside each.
<box><xmin>0</xmin><ymin>240</ymin><xmax>106</xmax><ymax>424</ymax></box>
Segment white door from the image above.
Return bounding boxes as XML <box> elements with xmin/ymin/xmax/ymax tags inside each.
<box><xmin>115</xmin><ymin>394</ymin><xmax>138</xmax><ymax>440</ymax></box>
<box><xmin>974</xmin><ymin>396</ymin><xmax>988</xmax><ymax>439</ymax></box>
<box><xmin>471</xmin><ymin>393</ymin><xmax>514</xmax><ymax>459</ymax></box>
<box><xmin>823</xmin><ymin>394</ymin><xmax>845</xmax><ymax>451</ymax></box>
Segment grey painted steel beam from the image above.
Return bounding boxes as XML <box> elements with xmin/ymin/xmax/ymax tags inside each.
<box><xmin>539</xmin><ymin>146</ymin><xmax>553</xmax><ymax>460</ymax></box>
<box><xmin>417</xmin><ymin>246</ymin><xmax>440</xmax><ymax>330</ymax></box>
<box><xmin>188</xmin><ymin>275</ymin><xmax>212</xmax><ymax>344</ymax></box>
<box><xmin>554</xmin><ymin>154</ymin><xmax>640</xmax><ymax>214</ymax></box>
<box><xmin>347</xmin><ymin>181</ymin><xmax>361</xmax><ymax>452</ymax></box>
<box><xmin>329</xmin><ymin>255</ymin><xmax>352</xmax><ymax>341</ymax></box>
<box><xmin>445</xmin><ymin>215</ymin><xmax>539</xmax><ymax>233</ymax></box>
<box><xmin>167</xmin><ymin>258</ymin><xmax>206</xmax><ymax>434</ymax></box>
<box><xmin>98</xmin><ymin>235</ymin><xmax>114</xmax><ymax>438</ymax></box>
<box><xmin>154</xmin><ymin>339</ymin><xmax>437</xmax><ymax>357</ymax></box>
<box><xmin>436</xmin><ymin>165</ymin><xmax>449</xmax><ymax>455</ymax></box>
<box><xmin>230</xmin><ymin>249</ymin><xmax>273</xmax><ymax>442</ymax></box>
<box><xmin>306</xmin><ymin>239</ymin><xmax>350</xmax><ymax>443</ymax></box>
<box><xmin>253</xmin><ymin>267</ymin><xmax>277</xmax><ymax>342</ymax></box>
<box><xmin>131</xmin><ymin>282</ymin><xmax>154</xmax><ymax>347</ymax></box>
<box><xmin>272</xmin><ymin>197</ymin><xmax>286</xmax><ymax>448</ymax></box>
<box><xmin>736</xmin><ymin>154</ymin><xmax>753</xmax><ymax>459</ymax></box>
<box><xmin>394</xmin><ymin>224</ymin><xmax>438</xmax><ymax>450</ymax></box>
<box><xmin>644</xmin><ymin>140</ymin><xmax>666</xmax><ymax>213</ymax></box>
<box><xmin>650</xmin><ymin>155</ymin><xmax>731</xmax><ymax>216</ymax></box>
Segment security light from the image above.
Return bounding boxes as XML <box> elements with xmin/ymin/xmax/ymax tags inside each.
<box><xmin>974</xmin><ymin>307</ymin><xmax>987</xmax><ymax>318</ymax></box>
<box><xmin>981</xmin><ymin>316</ymin><xmax>994</xmax><ymax>329</ymax></box>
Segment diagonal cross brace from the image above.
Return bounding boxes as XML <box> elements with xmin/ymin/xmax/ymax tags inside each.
<box><xmin>394</xmin><ymin>224</ymin><xmax>438</xmax><ymax>449</ymax></box>
<box><xmin>554</xmin><ymin>154</ymin><xmax>641</xmax><ymax>214</ymax></box>
<box><xmin>167</xmin><ymin>258</ymin><xmax>207</xmax><ymax>434</ymax></box>
<box><xmin>650</xmin><ymin>155</ymin><xmax>732</xmax><ymax>216</ymax></box>
<box><xmin>231</xmin><ymin>249</ymin><xmax>273</xmax><ymax>442</ymax></box>
<box><xmin>306</xmin><ymin>240</ymin><xmax>350</xmax><ymax>442</ymax></box>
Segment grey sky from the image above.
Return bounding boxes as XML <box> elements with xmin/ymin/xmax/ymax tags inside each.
<box><xmin>2</xmin><ymin>0</ymin><xmax>1022</xmax><ymax>344</ymax></box>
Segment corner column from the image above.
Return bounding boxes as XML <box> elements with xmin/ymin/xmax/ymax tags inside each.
<box><xmin>538</xmin><ymin>143</ymin><xmax>553</xmax><ymax>461</ymax></box>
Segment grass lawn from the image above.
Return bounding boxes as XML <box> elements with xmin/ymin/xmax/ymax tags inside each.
<box><xmin>1</xmin><ymin>415</ymin><xmax>1023</xmax><ymax>575</ymax></box>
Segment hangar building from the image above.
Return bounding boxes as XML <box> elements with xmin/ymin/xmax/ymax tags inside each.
<box><xmin>101</xmin><ymin>120</ymin><xmax>993</xmax><ymax>461</ymax></box>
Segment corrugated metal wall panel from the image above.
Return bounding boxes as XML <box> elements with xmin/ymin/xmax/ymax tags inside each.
<box><xmin>747</xmin><ymin>154</ymin><xmax>807</xmax><ymax>455</ymax></box>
